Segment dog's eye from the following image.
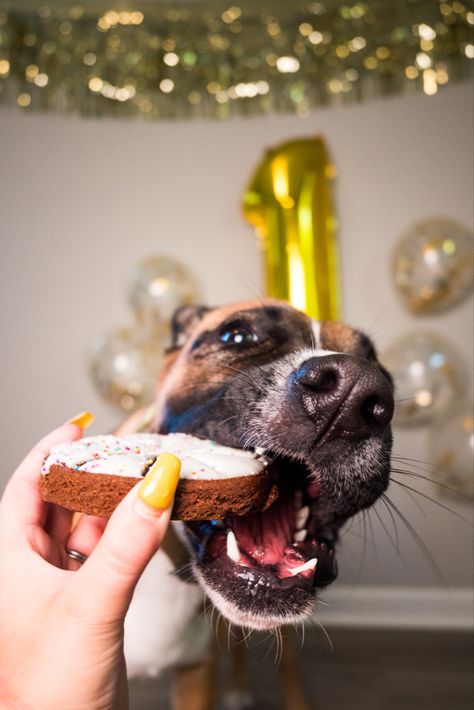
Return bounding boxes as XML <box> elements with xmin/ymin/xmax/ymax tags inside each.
<box><xmin>219</xmin><ymin>325</ymin><xmax>257</xmax><ymax>347</ymax></box>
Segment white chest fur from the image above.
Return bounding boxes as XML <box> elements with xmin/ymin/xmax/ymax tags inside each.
<box><xmin>124</xmin><ymin>547</ymin><xmax>210</xmax><ymax>677</ymax></box>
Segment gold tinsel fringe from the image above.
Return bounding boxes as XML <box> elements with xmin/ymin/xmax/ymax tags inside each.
<box><xmin>0</xmin><ymin>1</ymin><xmax>472</xmax><ymax>120</ymax></box>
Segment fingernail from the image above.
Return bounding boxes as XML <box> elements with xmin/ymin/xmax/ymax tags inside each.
<box><xmin>137</xmin><ymin>453</ymin><xmax>181</xmax><ymax>511</ymax></box>
<box><xmin>67</xmin><ymin>411</ymin><xmax>95</xmax><ymax>430</ymax></box>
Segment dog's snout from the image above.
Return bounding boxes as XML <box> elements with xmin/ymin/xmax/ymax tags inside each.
<box><xmin>293</xmin><ymin>355</ymin><xmax>394</xmax><ymax>439</ymax></box>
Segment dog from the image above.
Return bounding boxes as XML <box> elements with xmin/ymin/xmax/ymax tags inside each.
<box><xmin>122</xmin><ymin>298</ymin><xmax>394</xmax><ymax>706</ymax></box>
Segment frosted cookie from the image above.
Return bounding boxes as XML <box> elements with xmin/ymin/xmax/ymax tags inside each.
<box><xmin>40</xmin><ymin>433</ymin><xmax>278</xmax><ymax>520</ymax></box>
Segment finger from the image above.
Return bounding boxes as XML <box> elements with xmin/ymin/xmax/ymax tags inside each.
<box><xmin>0</xmin><ymin>422</ymin><xmax>82</xmax><ymax>536</ymax></box>
<box><xmin>45</xmin><ymin>504</ymin><xmax>75</xmax><ymax>547</ymax></box>
<box><xmin>64</xmin><ymin>514</ymin><xmax>108</xmax><ymax>570</ymax></box>
<box><xmin>0</xmin><ymin>412</ymin><xmax>93</xmax><ymax>538</ymax></box>
<box><xmin>70</xmin><ymin>454</ymin><xmax>181</xmax><ymax>622</ymax></box>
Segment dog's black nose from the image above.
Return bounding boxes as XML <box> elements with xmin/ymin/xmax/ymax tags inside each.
<box><xmin>293</xmin><ymin>354</ymin><xmax>394</xmax><ymax>440</ymax></box>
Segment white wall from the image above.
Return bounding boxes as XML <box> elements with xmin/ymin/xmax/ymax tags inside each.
<box><xmin>1</xmin><ymin>82</ymin><xmax>472</xmax><ymax>597</ymax></box>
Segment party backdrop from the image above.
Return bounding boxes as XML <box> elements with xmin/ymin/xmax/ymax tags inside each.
<box><xmin>0</xmin><ymin>82</ymin><xmax>472</xmax><ymax>620</ymax></box>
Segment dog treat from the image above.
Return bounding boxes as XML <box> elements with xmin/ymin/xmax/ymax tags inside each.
<box><xmin>40</xmin><ymin>433</ymin><xmax>278</xmax><ymax>520</ymax></box>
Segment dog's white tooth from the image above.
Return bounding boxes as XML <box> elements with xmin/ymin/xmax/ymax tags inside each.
<box><xmin>293</xmin><ymin>529</ymin><xmax>307</xmax><ymax>542</ymax></box>
<box><xmin>226</xmin><ymin>530</ymin><xmax>241</xmax><ymax>563</ymax></box>
<box><xmin>289</xmin><ymin>558</ymin><xmax>317</xmax><ymax>576</ymax></box>
<box><xmin>296</xmin><ymin>506</ymin><xmax>309</xmax><ymax>530</ymax></box>
<box><xmin>293</xmin><ymin>491</ymin><xmax>303</xmax><ymax>510</ymax></box>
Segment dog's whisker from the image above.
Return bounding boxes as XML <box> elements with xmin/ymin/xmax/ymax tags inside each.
<box><xmin>171</xmin><ymin>562</ymin><xmax>195</xmax><ymax>582</ymax></box>
<box><xmin>391</xmin><ymin>463</ymin><xmax>435</xmax><ymax>477</ymax></box>
<box><xmin>372</xmin><ymin>503</ymin><xmax>401</xmax><ymax>557</ymax></box>
<box><xmin>377</xmin><ymin>495</ymin><xmax>401</xmax><ymax>553</ymax></box>
<box><xmin>391</xmin><ymin>454</ymin><xmax>435</xmax><ymax>473</ymax></box>
<box><xmin>217</xmin><ymin>413</ymin><xmax>242</xmax><ymax>428</ymax></box>
<box><xmin>297</xmin><ymin>621</ymin><xmax>306</xmax><ymax>655</ymax></box>
<box><xmin>381</xmin><ymin>493</ymin><xmax>448</xmax><ymax>586</ymax></box>
<box><xmin>389</xmin><ymin>478</ymin><xmax>472</xmax><ymax>525</ymax></box>
<box><xmin>389</xmin><ymin>478</ymin><xmax>426</xmax><ymax>516</ymax></box>
<box><xmin>391</xmin><ymin>467</ymin><xmax>470</xmax><ymax>500</ymax></box>
<box><xmin>391</xmin><ymin>454</ymin><xmax>434</xmax><ymax>470</ymax></box>
<box><xmin>360</xmin><ymin>306</ymin><xmax>389</xmax><ymax>342</ymax></box>
<box><xmin>227</xmin><ymin>266</ymin><xmax>266</xmax><ymax>302</ymax></box>
<box><xmin>366</xmin><ymin>509</ymin><xmax>378</xmax><ymax>564</ymax></box>
<box><xmin>309</xmin><ymin>614</ymin><xmax>334</xmax><ymax>652</ymax></box>
<box><xmin>219</xmin><ymin>362</ymin><xmax>262</xmax><ymax>388</ymax></box>
<box><xmin>277</xmin><ymin>627</ymin><xmax>283</xmax><ymax>666</ymax></box>
<box><xmin>227</xmin><ymin>619</ymin><xmax>234</xmax><ymax>655</ymax></box>
<box><xmin>240</xmin><ymin>625</ymin><xmax>254</xmax><ymax>648</ymax></box>
<box><xmin>262</xmin><ymin>631</ymin><xmax>275</xmax><ymax>662</ymax></box>
<box><xmin>341</xmin><ymin>513</ymin><xmax>357</xmax><ymax>536</ymax></box>
<box><xmin>353</xmin><ymin>510</ymin><xmax>369</xmax><ymax>586</ymax></box>
<box><xmin>269</xmin><ymin>627</ymin><xmax>281</xmax><ymax>666</ymax></box>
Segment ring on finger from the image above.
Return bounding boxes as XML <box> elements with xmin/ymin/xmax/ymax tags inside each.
<box><xmin>65</xmin><ymin>548</ymin><xmax>88</xmax><ymax>565</ymax></box>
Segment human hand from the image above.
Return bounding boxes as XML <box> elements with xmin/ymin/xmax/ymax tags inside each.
<box><xmin>0</xmin><ymin>416</ymin><xmax>181</xmax><ymax>710</ymax></box>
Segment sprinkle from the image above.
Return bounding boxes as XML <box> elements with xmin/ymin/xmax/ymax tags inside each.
<box><xmin>42</xmin><ymin>432</ymin><xmax>267</xmax><ymax>481</ymax></box>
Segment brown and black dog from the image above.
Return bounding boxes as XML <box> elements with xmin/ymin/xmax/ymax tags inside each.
<box><xmin>122</xmin><ymin>298</ymin><xmax>395</xmax><ymax>707</ymax></box>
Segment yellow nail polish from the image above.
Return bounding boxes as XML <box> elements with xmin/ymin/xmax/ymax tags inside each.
<box><xmin>138</xmin><ymin>453</ymin><xmax>181</xmax><ymax>510</ymax></box>
<box><xmin>68</xmin><ymin>411</ymin><xmax>95</xmax><ymax>429</ymax></box>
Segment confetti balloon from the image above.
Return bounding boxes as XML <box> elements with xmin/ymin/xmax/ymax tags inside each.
<box><xmin>429</xmin><ymin>402</ymin><xmax>474</xmax><ymax>499</ymax></box>
<box><xmin>392</xmin><ymin>218</ymin><xmax>473</xmax><ymax>315</ymax></box>
<box><xmin>88</xmin><ymin>325</ymin><xmax>168</xmax><ymax>411</ymax></box>
<box><xmin>381</xmin><ymin>331</ymin><xmax>466</xmax><ymax>427</ymax></box>
<box><xmin>127</xmin><ymin>255</ymin><xmax>198</xmax><ymax>326</ymax></box>
<box><xmin>242</xmin><ymin>136</ymin><xmax>341</xmax><ymax>320</ymax></box>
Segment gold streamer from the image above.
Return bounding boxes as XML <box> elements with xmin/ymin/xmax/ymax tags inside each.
<box><xmin>0</xmin><ymin>2</ymin><xmax>471</xmax><ymax>120</ymax></box>
<box><xmin>243</xmin><ymin>136</ymin><xmax>341</xmax><ymax>321</ymax></box>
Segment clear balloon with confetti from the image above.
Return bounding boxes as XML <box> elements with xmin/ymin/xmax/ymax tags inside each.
<box><xmin>127</xmin><ymin>255</ymin><xmax>198</xmax><ymax>326</ymax></box>
<box><xmin>429</xmin><ymin>402</ymin><xmax>474</xmax><ymax>499</ymax></box>
<box><xmin>381</xmin><ymin>330</ymin><xmax>466</xmax><ymax>426</ymax></box>
<box><xmin>392</xmin><ymin>218</ymin><xmax>473</xmax><ymax>315</ymax></box>
<box><xmin>88</xmin><ymin>325</ymin><xmax>168</xmax><ymax>411</ymax></box>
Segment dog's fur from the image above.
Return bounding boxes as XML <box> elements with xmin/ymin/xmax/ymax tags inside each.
<box><xmin>123</xmin><ymin>299</ymin><xmax>394</xmax><ymax>683</ymax></box>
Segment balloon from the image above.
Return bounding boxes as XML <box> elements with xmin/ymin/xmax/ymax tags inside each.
<box><xmin>429</xmin><ymin>402</ymin><xmax>474</xmax><ymax>499</ymax></box>
<box><xmin>381</xmin><ymin>331</ymin><xmax>466</xmax><ymax>427</ymax></box>
<box><xmin>88</xmin><ymin>325</ymin><xmax>168</xmax><ymax>411</ymax></box>
<box><xmin>392</xmin><ymin>218</ymin><xmax>473</xmax><ymax>315</ymax></box>
<box><xmin>242</xmin><ymin>136</ymin><xmax>341</xmax><ymax>320</ymax></box>
<box><xmin>127</xmin><ymin>255</ymin><xmax>198</xmax><ymax>326</ymax></box>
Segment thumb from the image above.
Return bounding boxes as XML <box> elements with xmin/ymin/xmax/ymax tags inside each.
<box><xmin>70</xmin><ymin>453</ymin><xmax>181</xmax><ymax>623</ymax></box>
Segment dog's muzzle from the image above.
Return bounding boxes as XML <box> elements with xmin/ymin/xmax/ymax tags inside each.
<box><xmin>290</xmin><ymin>354</ymin><xmax>394</xmax><ymax>442</ymax></box>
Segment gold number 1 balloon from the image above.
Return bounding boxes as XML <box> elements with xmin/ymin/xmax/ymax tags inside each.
<box><xmin>242</xmin><ymin>136</ymin><xmax>341</xmax><ymax>320</ymax></box>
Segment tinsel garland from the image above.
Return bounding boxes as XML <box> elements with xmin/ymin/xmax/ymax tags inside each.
<box><xmin>0</xmin><ymin>0</ymin><xmax>472</xmax><ymax>120</ymax></box>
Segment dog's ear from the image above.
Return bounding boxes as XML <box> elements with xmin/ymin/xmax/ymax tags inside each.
<box><xmin>170</xmin><ymin>305</ymin><xmax>212</xmax><ymax>348</ymax></box>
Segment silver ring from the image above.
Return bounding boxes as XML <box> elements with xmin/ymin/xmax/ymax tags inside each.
<box><xmin>66</xmin><ymin>548</ymin><xmax>88</xmax><ymax>565</ymax></box>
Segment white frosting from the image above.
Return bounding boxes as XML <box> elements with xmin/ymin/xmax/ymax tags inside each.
<box><xmin>42</xmin><ymin>432</ymin><xmax>268</xmax><ymax>481</ymax></box>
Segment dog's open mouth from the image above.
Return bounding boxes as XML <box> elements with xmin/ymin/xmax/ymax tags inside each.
<box><xmin>183</xmin><ymin>457</ymin><xmax>338</xmax><ymax>629</ymax></box>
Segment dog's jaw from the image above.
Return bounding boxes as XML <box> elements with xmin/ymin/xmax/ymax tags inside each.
<box><xmin>157</xmin><ymin>300</ymin><xmax>394</xmax><ymax>630</ymax></box>
<box><xmin>194</xmin><ymin>566</ymin><xmax>316</xmax><ymax>630</ymax></box>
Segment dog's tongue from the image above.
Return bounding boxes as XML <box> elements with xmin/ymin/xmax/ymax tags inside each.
<box><xmin>230</xmin><ymin>497</ymin><xmax>293</xmax><ymax>565</ymax></box>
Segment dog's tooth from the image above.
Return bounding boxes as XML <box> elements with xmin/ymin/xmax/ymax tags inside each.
<box><xmin>293</xmin><ymin>529</ymin><xmax>307</xmax><ymax>542</ymax></box>
<box><xmin>289</xmin><ymin>558</ymin><xmax>317</xmax><ymax>576</ymax></box>
<box><xmin>226</xmin><ymin>530</ymin><xmax>241</xmax><ymax>563</ymax></box>
<box><xmin>296</xmin><ymin>506</ymin><xmax>309</xmax><ymax>530</ymax></box>
<box><xmin>293</xmin><ymin>491</ymin><xmax>303</xmax><ymax>510</ymax></box>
